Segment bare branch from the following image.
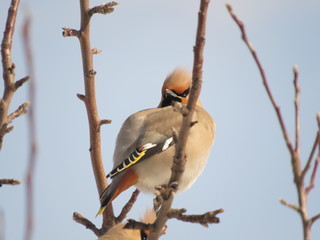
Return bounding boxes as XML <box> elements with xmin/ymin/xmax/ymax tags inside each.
<box><xmin>305</xmin><ymin>115</ymin><xmax>320</xmax><ymax>194</ymax></box>
<box><xmin>7</xmin><ymin>101</ymin><xmax>30</xmax><ymax>125</ymax></box>
<box><xmin>92</xmin><ymin>48</ymin><xmax>102</xmax><ymax>55</ymax></box>
<box><xmin>0</xmin><ymin>99</ymin><xmax>29</xmax><ymax>148</ymax></box>
<box><xmin>73</xmin><ymin>212</ymin><xmax>100</xmax><ymax>236</ymax></box>
<box><xmin>310</xmin><ymin>213</ymin><xmax>320</xmax><ymax>226</ymax></box>
<box><xmin>167</xmin><ymin>208</ymin><xmax>223</xmax><ymax>227</ymax></box>
<box><xmin>226</xmin><ymin>2</ymin><xmax>295</xmax><ymax>155</ymax></box>
<box><xmin>293</xmin><ymin>65</ymin><xmax>300</xmax><ymax>152</ymax></box>
<box><xmin>148</xmin><ymin>1</ymin><xmax>211</xmax><ymax>239</ymax></box>
<box><xmin>67</xmin><ymin>0</ymin><xmax>118</xmax><ymax>232</ymax></box>
<box><xmin>0</xmin><ymin>178</ymin><xmax>22</xmax><ymax>186</ymax></box>
<box><xmin>100</xmin><ymin>119</ymin><xmax>112</xmax><ymax>126</ymax></box>
<box><xmin>115</xmin><ymin>189</ymin><xmax>140</xmax><ymax>224</ymax></box>
<box><xmin>301</xmin><ymin>129</ymin><xmax>320</xmax><ymax>179</ymax></box>
<box><xmin>22</xmin><ymin>11</ymin><xmax>38</xmax><ymax>240</ymax></box>
<box><xmin>62</xmin><ymin>27</ymin><xmax>81</xmax><ymax>37</ymax></box>
<box><xmin>88</xmin><ymin>2</ymin><xmax>119</xmax><ymax>16</ymax></box>
<box><xmin>77</xmin><ymin>93</ymin><xmax>86</xmax><ymax>102</ymax></box>
<box><xmin>0</xmin><ymin>0</ymin><xmax>23</xmax><ymax>150</ymax></box>
<box><xmin>14</xmin><ymin>76</ymin><xmax>30</xmax><ymax>90</ymax></box>
<box><xmin>227</xmin><ymin>2</ymin><xmax>319</xmax><ymax>238</ymax></box>
<box><xmin>1</xmin><ymin>0</ymin><xmax>20</xmax><ymax>89</ymax></box>
<box><xmin>279</xmin><ymin>198</ymin><xmax>300</xmax><ymax>212</ymax></box>
<box><xmin>305</xmin><ymin>153</ymin><xmax>320</xmax><ymax>195</ymax></box>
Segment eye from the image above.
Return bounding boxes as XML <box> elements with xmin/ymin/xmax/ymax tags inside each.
<box><xmin>140</xmin><ymin>229</ymin><xmax>148</xmax><ymax>240</ymax></box>
<box><xmin>181</xmin><ymin>88</ymin><xmax>190</xmax><ymax>97</ymax></box>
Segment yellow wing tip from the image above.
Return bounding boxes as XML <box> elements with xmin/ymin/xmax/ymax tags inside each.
<box><xmin>95</xmin><ymin>206</ymin><xmax>106</xmax><ymax>218</ymax></box>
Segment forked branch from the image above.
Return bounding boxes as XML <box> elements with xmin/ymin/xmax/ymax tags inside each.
<box><xmin>226</xmin><ymin>2</ymin><xmax>320</xmax><ymax>239</ymax></box>
<box><xmin>0</xmin><ymin>178</ymin><xmax>22</xmax><ymax>187</ymax></box>
<box><xmin>147</xmin><ymin>1</ymin><xmax>222</xmax><ymax>239</ymax></box>
<box><xmin>0</xmin><ymin>0</ymin><xmax>29</xmax><ymax>150</ymax></box>
<box><xmin>63</xmin><ymin>0</ymin><xmax>119</xmax><ymax>236</ymax></box>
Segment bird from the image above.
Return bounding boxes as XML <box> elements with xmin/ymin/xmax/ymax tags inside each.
<box><xmin>97</xmin><ymin>68</ymin><xmax>215</xmax><ymax>216</ymax></box>
<box><xmin>97</xmin><ymin>209</ymin><xmax>158</xmax><ymax>240</ymax></box>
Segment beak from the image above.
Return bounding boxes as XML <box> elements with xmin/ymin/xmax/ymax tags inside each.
<box><xmin>165</xmin><ymin>89</ymin><xmax>188</xmax><ymax>104</ymax></box>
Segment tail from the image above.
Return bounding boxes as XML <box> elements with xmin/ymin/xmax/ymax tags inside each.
<box><xmin>96</xmin><ymin>170</ymin><xmax>138</xmax><ymax>217</ymax></box>
<box><xmin>96</xmin><ymin>184</ymin><xmax>116</xmax><ymax>217</ymax></box>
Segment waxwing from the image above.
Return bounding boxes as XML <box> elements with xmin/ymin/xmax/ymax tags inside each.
<box><xmin>97</xmin><ymin>68</ymin><xmax>215</xmax><ymax>215</ymax></box>
<box><xmin>97</xmin><ymin>209</ymin><xmax>157</xmax><ymax>240</ymax></box>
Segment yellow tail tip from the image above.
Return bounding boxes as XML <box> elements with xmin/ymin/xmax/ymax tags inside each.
<box><xmin>95</xmin><ymin>206</ymin><xmax>106</xmax><ymax>217</ymax></box>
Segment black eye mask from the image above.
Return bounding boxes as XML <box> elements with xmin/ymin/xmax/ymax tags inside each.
<box><xmin>160</xmin><ymin>87</ymin><xmax>190</xmax><ymax>108</ymax></box>
<box><xmin>140</xmin><ymin>229</ymin><xmax>148</xmax><ymax>240</ymax></box>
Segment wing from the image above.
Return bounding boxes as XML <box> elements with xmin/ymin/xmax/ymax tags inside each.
<box><xmin>107</xmin><ymin>136</ymin><xmax>174</xmax><ymax>179</ymax></box>
<box><xmin>109</xmin><ymin>106</ymin><xmax>185</xmax><ymax>179</ymax></box>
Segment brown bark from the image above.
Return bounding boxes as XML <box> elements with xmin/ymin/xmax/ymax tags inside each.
<box><xmin>226</xmin><ymin>2</ymin><xmax>320</xmax><ymax>239</ymax></box>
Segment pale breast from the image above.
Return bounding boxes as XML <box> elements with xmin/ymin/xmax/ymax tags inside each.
<box><xmin>134</xmin><ymin>106</ymin><xmax>215</xmax><ymax>193</ymax></box>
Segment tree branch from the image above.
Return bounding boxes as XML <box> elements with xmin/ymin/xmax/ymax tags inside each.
<box><xmin>167</xmin><ymin>208</ymin><xmax>223</xmax><ymax>227</ymax></box>
<box><xmin>226</xmin><ymin>2</ymin><xmax>319</xmax><ymax>238</ymax></box>
<box><xmin>226</xmin><ymin>2</ymin><xmax>295</xmax><ymax>156</ymax></box>
<box><xmin>279</xmin><ymin>198</ymin><xmax>300</xmax><ymax>212</ymax></box>
<box><xmin>22</xmin><ymin>12</ymin><xmax>38</xmax><ymax>240</ymax></box>
<box><xmin>73</xmin><ymin>212</ymin><xmax>101</xmax><ymax>236</ymax></box>
<box><xmin>293</xmin><ymin>65</ymin><xmax>300</xmax><ymax>152</ymax></box>
<box><xmin>100</xmin><ymin>119</ymin><xmax>112</xmax><ymax>127</ymax></box>
<box><xmin>6</xmin><ymin>101</ymin><xmax>30</xmax><ymax>125</ymax></box>
<box><xmin>92</xmin><ymin>48</ymin><xmax>102</xmax><ymax>55</ymax></box>
<box><xmin>305</xmin><ymin>114</ymin><xmax>320</xmax><ymax>195</ymax></box>
<box><xmin>148</xmin><ymin>1</ymin><xmax>211</xmax><ymax>239</ymax></box>
<box><xmin>14</xmin><ymin>76</ymin><xmax>30</xmax><ymax>90</ymax></box>
<box><xmin>310</xmin><ymin>213</ymin><xmax>320</xmax><ymax>226</ymax></box>
<box><xmin>63</xmin><ymin>0</ymin><xmax>119</xmax><ymax>234</ymax></box>
<box><xmin>0</xmin><ymin>178</ymin><xmax>22</xmax><ymax>187</ymax></box>
<box><xmin>88</xmin><ymin>2</ymin><xmax>119</xmax><ymax>16</ymax></box>
<box><xmin>62</xmin><ymin>27</ymin><xmax>81</xmax><ymax>37</ymax></box>
<box><xmin>301</xmin><ymin>125</ymin><xmax>320</xmax><ymax>179</ymax></box>
<box><xmin>0</xmin><ymin>0</ymin><xmax>29</xmax><ymax>150</ymax></box>
<box><xmin>115</xmin><ymin>189</ymin><xmax>140</xmax><ymax>224</ymax></box>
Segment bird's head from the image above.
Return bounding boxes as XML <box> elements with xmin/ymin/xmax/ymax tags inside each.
<box><xmin>159</xmin><ymin>68</ymin><xmax>194</xmax><ymax>108</ymax></box>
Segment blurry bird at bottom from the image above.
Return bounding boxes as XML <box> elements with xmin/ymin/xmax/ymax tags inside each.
<box><xmin>97</xmin><ymin>209</ymin><xmax>157</xmax><ymax>240</ymax></box>
<box><xmin>97</xmin><ymin>68</ymin><xmax>216</xmax><ymax>216</ymax></box>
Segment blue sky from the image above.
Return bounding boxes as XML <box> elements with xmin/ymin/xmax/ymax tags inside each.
<box><xmin>1</xmin><ymin>0</ymin><xmax>320</xmax><ymax>239</ymax></box>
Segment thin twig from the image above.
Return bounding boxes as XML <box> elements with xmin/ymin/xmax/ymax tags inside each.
<box><xmin>293</xmin><ymin>65</ymin><xmax>300</xmax><ymax>152</ymax></box>
<box><xmin>115</xmin><ymin>189</ymin><xmax>140</xmax><ymax>224</ymax></box>
<box><xmin>226</xmin><ymin>2</ymin><xmax>319</xmax><ymax>239</ymax></box>
<box><xmin>23</xmin><ymin>12</ymin><xmax>38</xmax><ymax>240</ymax></box>
<box><xmin>62</xmin><ymin>27</ymin><xmax>81</xmax><ymax>38</ymax></box>
<box><xmin>100</xmin><ymin>119</ymin><xmax>112</xmax><ymax>127</ymax></box>
<box><xmin>148</xmin><ymin>1</ymin><xmax>211</xmax><ymax>239</ymax></box>
<box><xmin>310</xmin><ymin>213</ymin><xmax>320</xmax><ymax>226</ymax></box>
<box><xmin>167</xmin><ymin>208</ymin><xmax>223</xmax><ymax>227</ymax></box>
<box><xmin>305</xmin><ymin>153</ymin><xmax>320</xmax><ymax>195</ymax></box>
<box><xmin>0</xmin><ymin>178</ymin><xmax>22</xmax><ymax>187</ymax></box>
<box><xmin>65</xmin><ymin>0</ymin><xmax>119</xmax><ymax>234</ymax></box>
<box><xmin>226</xmin><ymin>2</ymin><xmax>295</xmax><ymax>156</ymax></box>
<box><xmin>279</xmin><ymin>198</ymin><xmax>300</xmax><ymax>212</ymax></box>
<box><xmin>88</xmin><ymin>2</ymin><xmax>119</xmax><ymax>16</ymax></box>
<box><xmin>0</xmin><ymin>0</ymin><xmax>24</xmax><ymax>150</ymax></box>
<box><xmin>7</xmin><ymin>101</ymin><xmax>30</xmax><ymax>125</ymax></box>
<box><xmin>14</xmin><ymin>76</ymin><xmax>30</xmax><ymax>90</ymax></box>
<box><xmin>305</xmin><ymin>114</ymin><xmax>320</xmax><ymax>194</ymax></box>
<box><xmin>92</xmin><ymin>48</ymin><xmax>102</xmax><ymax>55</ymax></box>
<box><xmin>1</xmin><ymin>0</ymin><xmax>20</xmax><ymax>90</ymax></box>
<box><xmin>73</xmin><ymin>212</ymin><xmax>100</xmax><ymax>236</ymax></box>
<box><xmin>301</xmin><ymin>130</ymin><xmax>320</xmax><ymax>179</ymax></box>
